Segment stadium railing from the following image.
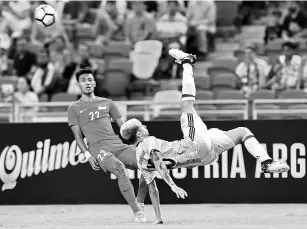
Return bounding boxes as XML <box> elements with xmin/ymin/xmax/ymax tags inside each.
<box><xmin>0</xmin><ymin>103</ymin><xmax>13</xmax><ymax>122</ymax></box>
<box><xmin>252</xmin><ymin>99</ymin><xmax>307</xmax><ymax>119</ymax></box>
<box><xmin>10</xmin><ymin>100</ymin><xmax>248</xmax><ymax>122</ymax></box>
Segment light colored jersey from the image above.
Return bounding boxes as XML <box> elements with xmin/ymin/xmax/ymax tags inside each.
<box><xmin>136</xmin><ymin>136</ymin><xmax>201</xmax><ymax>184</ymax></box>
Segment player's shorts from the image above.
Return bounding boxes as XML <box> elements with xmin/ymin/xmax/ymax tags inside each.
<box><xmin>202</xmin><ymin>128</ymin><xmax>236</xmax><ymax>165</ymax></box>
<box><xmin>89</xmin><ymin>142</ymin><xmax>137</xmax><ymax>170</ymax></box>
<box><xmin>180</xmin><ymin>113</ymin><xmax>235</xmax><ymax>165</ymax></box>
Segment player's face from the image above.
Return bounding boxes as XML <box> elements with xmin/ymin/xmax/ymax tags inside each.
<box><xmin>139</xmin><ymin>125</ymin><xmax>149</xmax><ymax>138</ymax></box>
<box><xmin>78</xmin><ymin>74</ymin><xmax>96</xmax><ymax>95</ymax></box>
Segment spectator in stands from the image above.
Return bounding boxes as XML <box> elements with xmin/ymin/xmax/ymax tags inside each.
<box><xmin>124</xmin><ymin>1</ymin><xmax>155</xmax><ymax>45</ymax></box>
<box><xmin>77</xmin><ymin>4</ymin><xmax>117</xmax><ymax>46</ymax></box>
<box><xmin>0</xmin><ymin>33</ymin><xmax>11</xmax><ymax>76</ymax></box>
<box><xmin>67</xmin><ymin>43</ymin><xmax>97</xmax><ymax>95</ymax></box>
<box><xmin>267</xmin><ymin>41</ymin><xmax>301</xmax><ymax>91</ymax></box>
<box><xmin>282</xmin><ymin>1</ymin><xmax>307</xmax><ymax>39</ymax></box>
<box><xmin>63</xmin><ymin>1</ymin><xmax>88</xmax><ymax>20</ymax></box>
<box><xmin>235</xmin><ymin>44</ymin><xmax>270</xmax><ymax>97</ymax></box>
<box><xmin>53</xmin><ymin>48</ymin><xmax>77</xmax><ymax>93</ymax></box>
<box><xmin>30</xmin><ymin>48</ymin><xmax>56</xmax><ymax>98</ymax></box>
<box><xmin>0</xmin><ymin>45</ymin><xmax>9</xmax><ymax>77</ymax></box>
<box><xmin>0</xmin><ymin>1</ymin><xmax>32</xmax><ymax>35</ymax></box>
<box><xmin>5</xmin><ymin>77</ymin><xmax>39</xmax><ymax>122</ymax></box>
<box><xmin>155</xmin><ymin>1</ymin><xmax>187</xmax><ymax>44</ymax></box>
<box><xmin>154</xmin><ymin>0</ymin><xmax>188</xmax><ymax>79</ymax></box>
<box><xmin>12</xmin><ymin>37</ymin><xmax>37</xmax><ymax>78</ymax></box>
<box><xmin>186</xmin><ymin>0</ymin><xmax>216</xmax><ymax>55</ymax></box>
<box><xmin>105</xmin><ymin>0</ymin><xmax>127</xmax><ymax>41</ymax></box>
<box><xmin>264</xmin><ymin>10</ymin><xmax>283</xmax><ymax>44</ymax></box>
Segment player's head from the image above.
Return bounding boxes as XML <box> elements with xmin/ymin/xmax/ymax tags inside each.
<box><xmin>120</xmin><ymin>118</ymin><xmax>149</xmax><ymax>144</ymax></box>
<box><xmin>75</xmin><ymin>67</ymin><xmax>96</xmax><ymax>95</ymax></box>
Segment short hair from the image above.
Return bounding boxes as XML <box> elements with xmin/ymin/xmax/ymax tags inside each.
<box><xmin>282</xmin><ymin>40</ymin><xmax>299</xmax><ymax>50</ymax></box>
<box><xmin>120</xmin><ymin>118</ymin><xmax>142</xmax><ymax>143</ymax></box>
<box><xmin>75</xmin><ymin>67</ymin><xmax>94</xmax><ymax>81</ymax></box>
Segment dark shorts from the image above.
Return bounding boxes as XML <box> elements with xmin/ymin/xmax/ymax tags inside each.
<box><xmin>89</xmin><ymin>142</ymin><xmax>137</xmax><ymax>171</ymax></box>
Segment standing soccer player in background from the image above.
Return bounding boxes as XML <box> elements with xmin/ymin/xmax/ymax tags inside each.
<box><xmin>67</xmin><ymin>67</ymin><xmax>147</xmax><ymax>222</ymax></box>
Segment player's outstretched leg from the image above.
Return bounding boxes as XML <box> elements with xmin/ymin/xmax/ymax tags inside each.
<box><xmin>96</xmin><ymin>151</ymin><xmax>146</xmax><ymax>222</ymax></box>
<box><xmin>225</xmin><ymin>127</ymin><xmax>290</xmax><ymax>173</ymax></box>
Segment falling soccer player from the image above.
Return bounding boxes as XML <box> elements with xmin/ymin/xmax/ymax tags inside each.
<box><xmin>67</xmin><ymin>67</ymin><xmax>147</xmax><ymax>222</ymax></box>
<box><xmin>120</xmin><ymin>49</ymin><xmax>290</xmax><ymax>224</ymax></box>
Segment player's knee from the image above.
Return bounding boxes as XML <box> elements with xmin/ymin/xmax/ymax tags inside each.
<box><xmin>113</xmin><ymin>161</ymin><xmax>129</xmax><ymax>178</ymax></box>
<box><xmin>236</xmin><ymin>127</ymin><xmax>253</xmax><ymax>141</ymax></box>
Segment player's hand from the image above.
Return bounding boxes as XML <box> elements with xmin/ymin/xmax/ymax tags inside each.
<box><xmin>88</xmin><ymin>156</ymin><xmax>100</xmax><ymax>171</ymax></box>
<box><xmin>171</xmin><ymin>185</ymin><xmax>188</xmax><ymax>199</ymax></box>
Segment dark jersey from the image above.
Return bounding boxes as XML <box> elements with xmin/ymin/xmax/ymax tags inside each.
<box><xmin>67</xmin><ymin>97</ymin><xmax>122</xmax><ymax>148</ymax></box>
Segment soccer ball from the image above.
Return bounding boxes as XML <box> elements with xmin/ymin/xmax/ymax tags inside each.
<box><xmin>34</xmin><ymin>4</ymin><xmax>57</xmax><ymax>27</ymax></box>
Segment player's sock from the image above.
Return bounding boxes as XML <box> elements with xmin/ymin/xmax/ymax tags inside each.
<box><xmin>118</xmin><ymin>177</ymin><xmax>141</xmax><ymax>213</ymax></box>
<box><xmin>136</xmin><ymin>175</ymin><xmax>148</xmax><ymax>204</ymax></box>
<box><xmin>181</xmin><ymin>63</ymin><xmax>196</xmax><ymax>102</ymax></box>
<box><xmin>242</xmin><ymin>134</ymin><xmax>271</xmax><ymax>162</ymax></box>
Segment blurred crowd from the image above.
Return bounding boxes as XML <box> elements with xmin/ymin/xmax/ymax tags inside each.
<box><xmin>1</xmin><ymin>0</ymin><xmax>307</xmax><ymax>121</ymax></box>
<box><xmin>235</xmin><ymin>1</ymin><xmax>307</xmax><ymax>97</ymax></box>
<box><xmin>0</xmin><ymin>0</ymin><xmax>219</xmax><ymax>101</ymax></box>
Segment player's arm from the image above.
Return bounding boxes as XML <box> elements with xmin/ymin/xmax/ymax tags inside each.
<box><xmin>67</xmin><ymin>105</ymin><xmax>99</xmax><ymax>170</ymax></box>
<box><xmin>70</xmin><ymin>125</ymin><xmax>99</xmax><ymax>171</ymax></box>
<box><xmin>150</xmin><ymin>149</ymin><xmax>187</xmax><ymax>199</ymax></box>
<box><xmin>147</xmin><ymin>180</ymin><xmax>163</xmax><ymax>224</ymax></box>
<box><xmin>70</xmin><ymin>125</ymin><xmax>90</xmax><ymax>156</ymax></box>
<box><xmin>109</xmin><ymin>100</ymin><xmax>125</xmax><ymax>128</ymax></box>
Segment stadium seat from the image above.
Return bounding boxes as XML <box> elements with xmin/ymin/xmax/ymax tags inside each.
<box><xmin>104</xmin><ymin>42</ymin><xmax>131</xmax><ymax>60</ymax></box>
<box><xmin>211</xmin><ymin>73</ymin><xmax>237</xmax><ymax>92</ymax></box>
<box><xmin>196</xmin><ymin>90</ymin><xmax>214</xmax><ymax>100</ymax></box>
<box><xmin>276</xmin><ymin>90</ymin><xmax>307</xmax><ymax>118</ymax></box>
<box><xmin>0</xmin><ymin>77</ymin><xmax>17</xmax><ymax>87</ymax></box>
<box><xmin>249</xmin><ymin>90</ymin><xmax>276</xmax><ymax>100</ymax></box>
<box><xmin>134</xmin><ymin>40</ymin><xmax>163</xmax><ymax>57</ymax></box>
<box><xmin>152</xmin><ymin>90</ymin><xmax>181</xmax><ymax>120</ymax></box>
<box><xmin>195</xmin><ymin>76</ymin><xmax>210</xmax><ymax>90</ymax></box>
<box><xmin>52</xmin><ymin>93</ymin><xmax>77</xmax><ymax>102</ymax></box>
<box><xmin>104</xmin><ymin>59</ymin><xmax>133</xmax><ymax>97</ymax></box>
<box><xmin>50</xmin><ymin>93</ymin><xmax>77</xmax><ymax>112</ymax></box>
<box><xmin>91</xmin><ymin>58</ymin><xmax>105</xmax><ymax>74</ymax></box>
<box><xmin>277</xmin><ymin>90</ymin><xmax>307</xmax><ymax>99</ymax></box>
<box><xmin>88</xmin><ymin>43</ymin><xmax>104</xmax><ymax>58</ymax></box>
<box><xmin>215</xmin><ymin>90</ymin><xmax>245</xmax><ymax>120</ymax></box>
<box><xmin>211</xmin><ymin>58</ymin><xmax>238</xmax><ymax>72</ymax></box>
<box><xmin>39</xmin><ymin>94</ymin><xmax>49</xmax><ymax>102</ymax></box>
<box><xmin>249</xmin><ymin>90</ymin><xmax>279</xmax><ymax>120</ymax></box>
<box><xmin>196</xmin><ymin>90</ymin><xmax>217</xmax><ymax>120</ymax></box>
<box><xmin>129</xmin><ymin>41</ymin><xmax>163</xmax><ymax>96</ymax></box>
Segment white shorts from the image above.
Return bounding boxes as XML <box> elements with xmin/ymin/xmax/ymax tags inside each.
<box><xmin>181</xmin><ymin>113</ymin><xmax>235</xmax><ymax>165</ymax></box>
<box><xmin>203</xmin><ymin>128</ymin><xmax>236</xmax><ymax>165</ymax></box>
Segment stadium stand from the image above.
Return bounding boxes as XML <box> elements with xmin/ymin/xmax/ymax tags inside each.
<box><xmin>1</xmin><ymin>1</ymin><xmax>307</xmax><ymax>123</ymax></box>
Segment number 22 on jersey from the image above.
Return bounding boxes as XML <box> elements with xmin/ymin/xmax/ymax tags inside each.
<box><xmin>89</xmin><ymin>111</ymin><xmax>100</xmax><ymax>121</ymax></box>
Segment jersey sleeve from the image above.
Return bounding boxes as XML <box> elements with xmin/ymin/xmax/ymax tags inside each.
<box><xmin>144</xmin><ymin>137</ymin><xmax>160</xmax><ymax>157</ymax></box>
<box><xmin>67</xmin><ymin>105</ymin><xmax>78</xmax><ymax>127</ymax></box>
<box><xmin>109</xmin><ymin>100</ymin><xmax>122</xmax><ymax>120</ymax></box>
<box><xmin>139</xmin><ymin>137</ymin><xmax>161</xmax><ymax>184</ymax></box>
